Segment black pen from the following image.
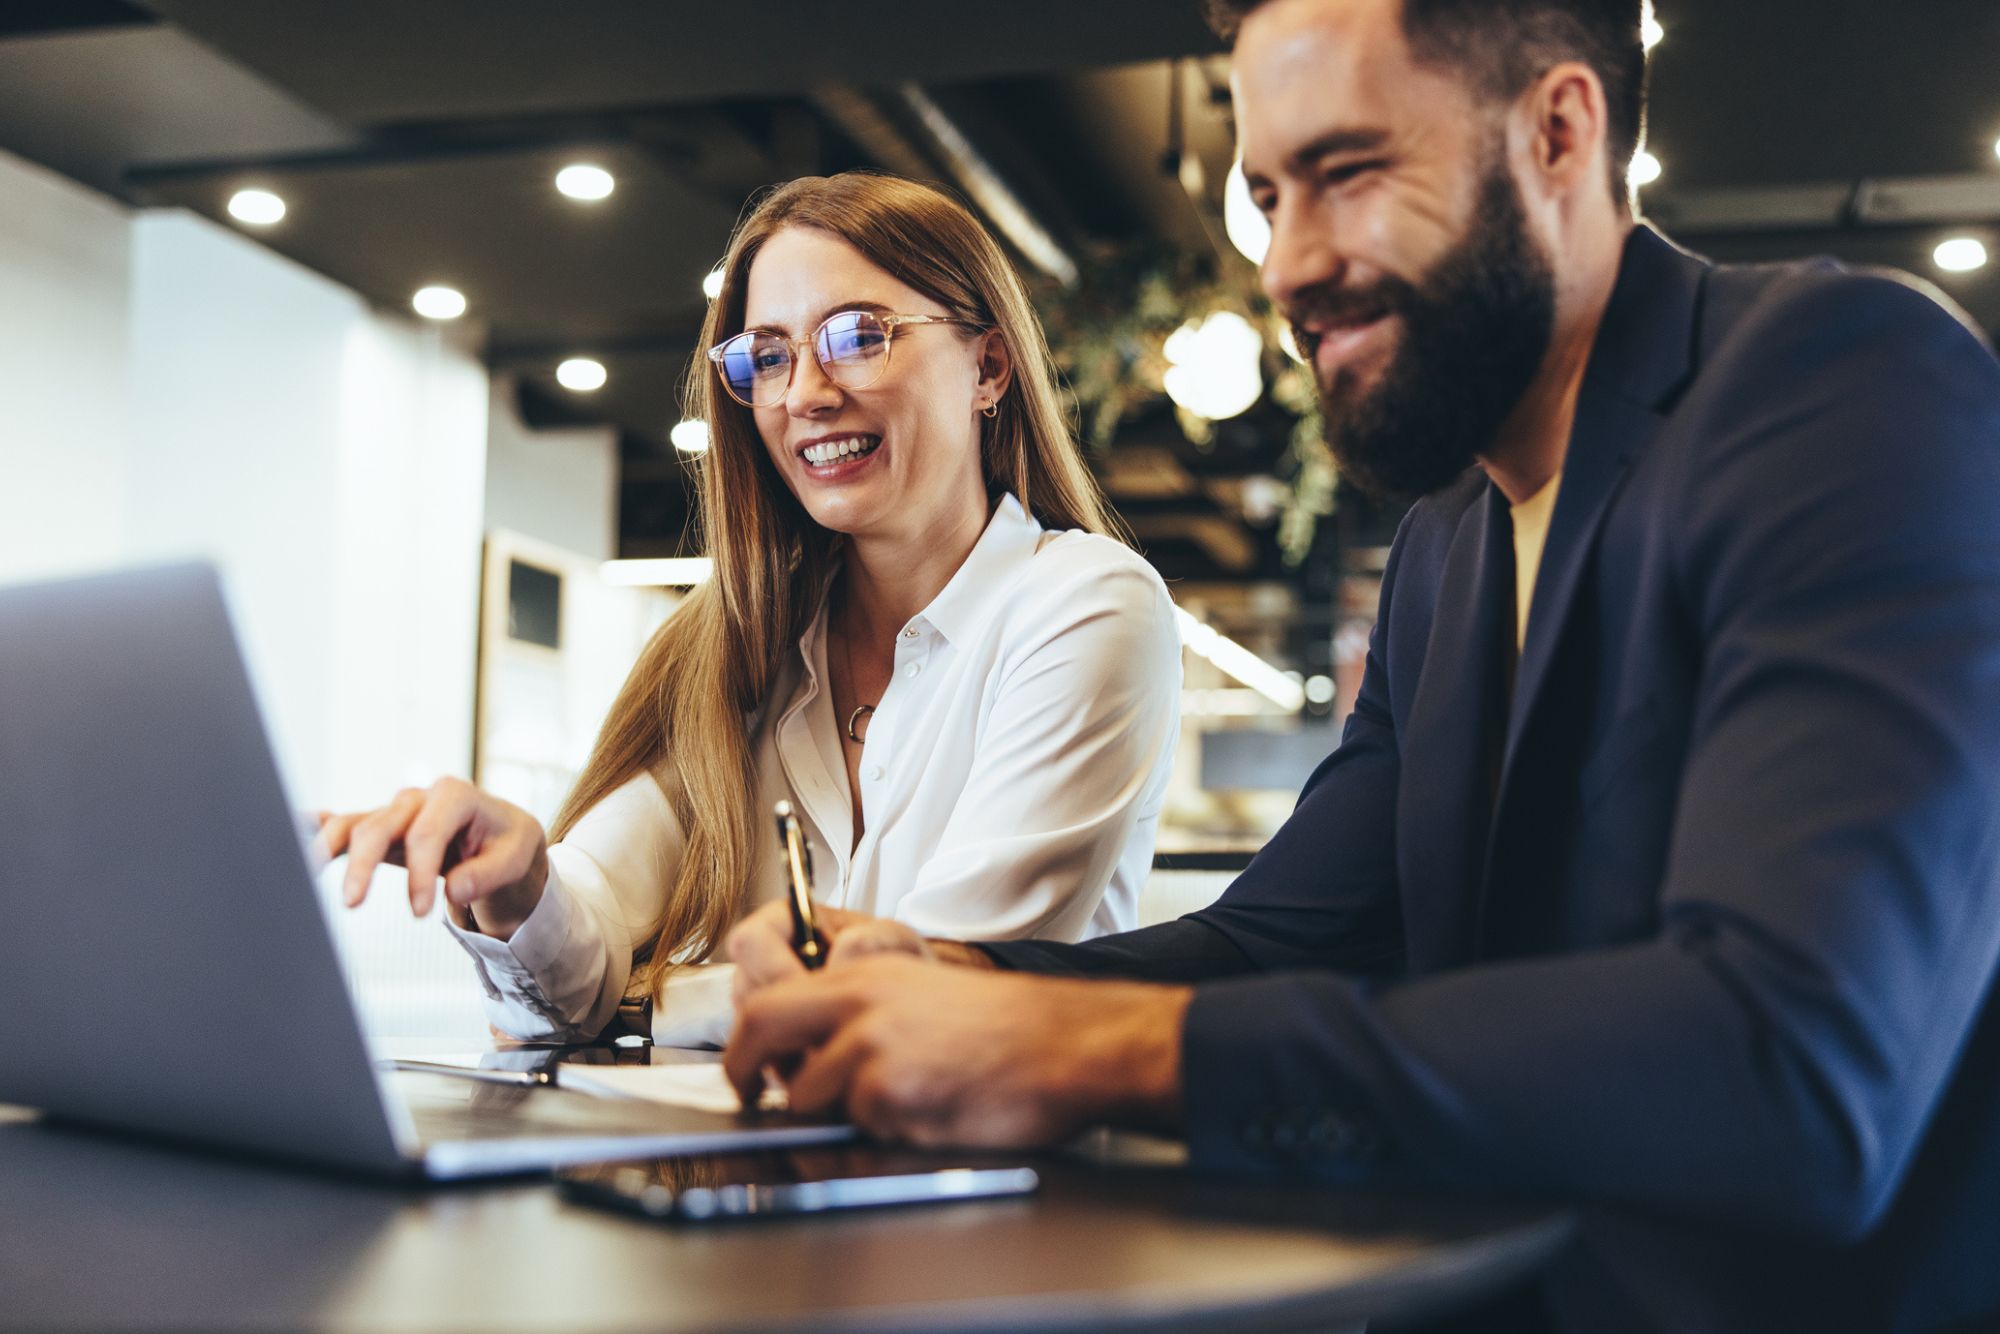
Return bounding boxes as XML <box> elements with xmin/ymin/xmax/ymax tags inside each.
<box><xmin>773</xmin><ymin>800</ymin><xmax>826</xmax><ymax>969</ymax></box>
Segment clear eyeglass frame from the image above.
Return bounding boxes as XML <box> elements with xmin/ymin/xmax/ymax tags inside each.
<box><xmin>706</xmin><ymin>309</ymin><xmax>981</xmax><ymax>409</ymax></box>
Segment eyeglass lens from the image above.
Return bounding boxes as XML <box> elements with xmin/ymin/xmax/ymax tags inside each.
<box><xmin>717</xmin><ymin>310</ymin><xmax>892</xmax><ymax>407</ymax></box>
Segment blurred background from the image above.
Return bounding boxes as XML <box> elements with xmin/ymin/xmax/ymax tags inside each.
<box><xmin>3</xmin><ymin>0</ymin><xmax>1996</xmax><ymax>1041</ymax></box>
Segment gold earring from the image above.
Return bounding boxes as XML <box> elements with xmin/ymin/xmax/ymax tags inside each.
<box><xmin>982</xmin><ymin>401</ymin><xmax>999</xmax><ymax>419</ymax></box>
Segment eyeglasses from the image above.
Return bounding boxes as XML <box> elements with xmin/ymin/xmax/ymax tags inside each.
<box><xmin>707</xmin><ymin>309</ymin><xmax>980</xmax><ymax>409</ymax></box>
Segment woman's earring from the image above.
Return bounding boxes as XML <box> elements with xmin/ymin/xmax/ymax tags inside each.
<box><xmin>982</xmin><ymin>401</ymin><xmax>1000</xmax><ymax>419</ymax></box>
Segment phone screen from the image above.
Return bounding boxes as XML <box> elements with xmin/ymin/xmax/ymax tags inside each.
<box><xmin>556</xmin><ymin>1148</ymin><xmax>1039</xmax><ymax>1223</ymax></box>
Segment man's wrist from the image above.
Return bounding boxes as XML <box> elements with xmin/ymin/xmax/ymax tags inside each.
<box><xmin>1060</xmin><ymin>981</ymin><xmax>1191</xmax><ymax>1135</ymax></box>
<box><xmin>929</xmin><ymin>939</ymin><xmax>998</xmax><ymax>970</ymax></box>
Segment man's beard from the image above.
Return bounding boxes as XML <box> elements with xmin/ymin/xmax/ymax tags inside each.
<box><xmin>1291</xmin><ymin>155</ymin><xmax>1557</xmax><ymax>500</ymax></box>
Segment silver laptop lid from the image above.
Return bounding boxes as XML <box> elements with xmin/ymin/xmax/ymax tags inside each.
<box><xmin>0</xmin><ymin>563</ymin><xmax>413</xmax><ymax>1174</ymax></box>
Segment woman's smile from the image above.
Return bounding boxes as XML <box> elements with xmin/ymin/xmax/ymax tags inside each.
<box><xmin>795</xmin><ymin>430</ymin><xmax>887</xmax><ymax>482</ymax></box>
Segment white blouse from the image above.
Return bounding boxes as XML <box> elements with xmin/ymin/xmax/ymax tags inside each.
<box><xmin>445</xmin><ymin>494</ymin><xmax>1182</xmax><ymax>1047</ymax></box>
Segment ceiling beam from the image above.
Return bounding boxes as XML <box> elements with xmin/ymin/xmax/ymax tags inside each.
<box><xmin>1649</xmin><ymin>171</ymin><xmax>2000</xmax><ymax>234</ymax></box>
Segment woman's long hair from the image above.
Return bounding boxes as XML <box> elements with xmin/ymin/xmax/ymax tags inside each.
<box><xmin>549</xmin><ymin>172</ymin><xmax>1128</xmax><ymax>995</ymax></box>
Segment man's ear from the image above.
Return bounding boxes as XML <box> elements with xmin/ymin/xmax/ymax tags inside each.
<box><xmin>1522</xmin><ymin>59</ymin><xmax>1613</xmax><ymax>202</ymax></box>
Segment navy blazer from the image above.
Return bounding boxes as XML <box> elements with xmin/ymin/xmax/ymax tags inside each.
<box><xmin>990</xmin><ymin>227</ymin><xmax>2000</xmax><ymax>1333</ymax></box>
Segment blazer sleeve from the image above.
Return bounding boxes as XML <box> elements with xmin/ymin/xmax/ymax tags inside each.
<box><xmin>1175</xmin><ymin>277</ymin><xmax>2000</xmax><ymax>1245</ymax></box>
<box><xmin>984</xmin><ymin>525</ymin><xmax>1410</xmax><ymax>983</ymax></box>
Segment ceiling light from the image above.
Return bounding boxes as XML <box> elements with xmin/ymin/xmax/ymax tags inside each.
<box><xmin>227</xmin><ymin>189</ymin><xmax>286</xmax><ymax>226</ymax></box>
<box><xmin>670</xmin><ymin>419</ymin><xmax>711</xmax><ymax>454</ymax></box>
<box><xmin>1629</xmin><ymin>150</ymin><xmax>1663</xmax><ymax>189</ymax></box>
<box><xmin>411</xmin><ymin>286</ymin><xmax>467</xmax><ymax>320</ymax></box>
<box><xmin>1163</xmin><ymin>311</ymin><xmax>1264</xmax><ymax>422</ymax></box>
<box><xmin>702</xmin><ymin>265</ymin><xmax>726</xmax><ymax>301</ymax></box>
<box><xmin>1935</xmin><ymin>237</ymin><xmax>1990</xmax><ymax>274</ymax></box>
<box><xmin>556</xmin><ymin>357</ymin><xmax>608</xmax><ymax>392</ymax></box>
<box><xmin>600</xmin><ymin>558</ymin><xmax>712</xmax><ymax>587</ymax></box>
<box><xmin>1992</xmin><ymin>136</ymin><xmax>2000</xmax><ymax>163</ymax></box>
<box><xmin>1223</xmin><ymin>160</ymin><xmax>1271</xmax><ymax>267</ymax></box>
<box><xmin>555</xmin><ymin>163</ymin><xmax>615</xmax><ymax>202</ymax></box>
<box><xmin>1174</xmin><ymin>607</ymin><xmax>1304</xmax><ymax>711</ymax></box>
<box><xmin>1641</xmin><ymin>13</ymin><xmax>1664</xmax><ymax>50</ymax></box>
<box><xmin>1304</xmin><ymin>675</ymin><xmax>1337</xmax><ymax>707</ymax></box>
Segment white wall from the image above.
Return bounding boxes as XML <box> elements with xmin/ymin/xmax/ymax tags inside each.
<box><xmin>125</xmin><ymin>209</ymin><xmax>489</xmax><ymax>813</ymax></box>
<box><xmin>484</xmin><ymin>376</ymin><xmax>619</xmax><ymax>561</ymax></box>
<box><xmin>2</xmin><ymin>155</ymin><xmax>627</xmax><ymax>1044</ymax></box>
<box><xmin>124</xmin><ymin>212</ymin><xmax>498</xmax><ymax>1044</ymax></box>
<box><xmin>0</xmin><ymin>150</ymin><xmax>132</xmax><ymax>581</ymax></box>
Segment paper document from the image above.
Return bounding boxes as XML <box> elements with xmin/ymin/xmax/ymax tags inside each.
<box><xmin>557</xmin><ymin>1062</ymin><xmax>788</xmax><ymax>1114</ymax></box>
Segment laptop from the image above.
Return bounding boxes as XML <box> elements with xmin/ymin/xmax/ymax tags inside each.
<box><xmin>0</xmin><ymin>562</ymin><xmax>851</xmax><ymax>1179</ymax></box>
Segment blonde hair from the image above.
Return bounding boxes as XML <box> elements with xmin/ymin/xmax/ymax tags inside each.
<box><xmin>550</xmin><ymin>172</ymin><xmax>1127</xmax><ymax>996</ymax></box>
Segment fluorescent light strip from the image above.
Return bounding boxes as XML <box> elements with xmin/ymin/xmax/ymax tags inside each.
<box><xmin>591</xmin><ymin>576</ymin><xmax>1297</xmax><ymax>709</ymax></box>
<box><xmin>1174</xmin><ymin>608</ymin><xmax>1305</xmax><ymax>712</ymax></box>
<box><xmin>600</xmin><ymin>558</ymin><xmax>714</xmax><ymax>587</ymax></box>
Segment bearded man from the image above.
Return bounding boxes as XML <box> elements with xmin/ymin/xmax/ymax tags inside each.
<box><xmin>722</xmin><ymin>1</ymin><xmax>2000</xmax><ymax>1328</ymax></box>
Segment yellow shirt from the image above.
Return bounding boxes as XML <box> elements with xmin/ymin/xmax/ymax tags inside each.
<box><xmin>1510</xmin><ymin>472</ymin><xmax>1563</xmax><ymax>652</ymax></box>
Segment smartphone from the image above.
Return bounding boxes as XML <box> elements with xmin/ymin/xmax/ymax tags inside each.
<box><xmin>556</xmin><ymin>1148</ymin><xmax>1039</xmax><ymax>1223</ymax></box>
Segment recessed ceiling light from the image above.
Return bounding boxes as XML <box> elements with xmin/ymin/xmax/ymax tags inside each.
<box><xmin>1992</xmin><ymin>136</ymin><xmax>2000</xmax><ymax>163</ymax></box>
<box><xmin>227</xmin><ymin>189</ymin><xmax>286</xmax><ymax>226</ymax></box>
<box><xmin>555</xmin><ymin>163</ymin><xmax>615</xmax><ymax>202</ymax></box>
<box><xmin>1629</xmin><ymin>150</ymin><xmax>1663</xmax><ymax>188</ymax></box>
<box><xmin>702</xmin><ymin>265</ymin><xmax>726</xmax><ymax>301</ymax></box>
<box><xmin>557</xmin><ymin>357</ymin><xmax>608</xmax><ymax>392</ymax></box>
<box><xmin>1935</xmin><ymin>237</ymin><xmax>1990</xmax><ymax>274</ymax></box>
<box><xmin>671</xmin><ymin>419</ymin><xmax>711</xmax><ymax>454</ymax></box>
<box><xmin>1642</xmin><ymin>14</ymin><xmax>1664</xmax><ymax>50</ymax></box>
<box><xmin>411</xmin><ymin>286</ymin><xmax>467</xmax><ymax>320</ymax></box>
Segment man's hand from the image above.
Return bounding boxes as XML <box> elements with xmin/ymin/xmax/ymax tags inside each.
<box><xmin>725</xmin><ymin>900</ymin><xmax>993</xmax><ymax>1006</ymax></box>
<box><xmin>723</xmin><ymin>956</ymin><xmax>1191</xmax><ymax>1147</ymax></box>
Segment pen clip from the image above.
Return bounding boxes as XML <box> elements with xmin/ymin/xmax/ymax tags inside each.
<box><xmin>774</xmin><ymin>801</ymin><xmax>825</xmax><ymax>969</ymax></box>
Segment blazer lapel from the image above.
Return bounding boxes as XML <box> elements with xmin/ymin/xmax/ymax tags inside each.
<box><xmin>1498</xmin><ymin>385</ymin><xmax>1651</xmax><ymax>777</ymax></box>
<box><xmin>1497</xmin><ymin>226</ymin><xmax>1707</xmax><ymax>800</ymax></box>
<box><xmin>1471</xmin><ymin>227</ymin><xmax>1709</xmax><ymax>958</ymax></box>
<box><xmin>1398</xmin><ymin>483</ymin><xmax>1517</xmax><ymax>970</ymax></box>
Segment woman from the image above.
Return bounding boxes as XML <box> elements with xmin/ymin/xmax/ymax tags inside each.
<box><xmin>321</xmin><ymin>172</ymin><xmax>1181</xmax><ymax>1047</ymax></box>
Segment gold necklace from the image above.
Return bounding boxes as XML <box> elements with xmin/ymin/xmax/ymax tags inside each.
<box><xmin>838</xmin><ymin>604</ymin><xmax>876</xmax><ymax>745</ymax></box>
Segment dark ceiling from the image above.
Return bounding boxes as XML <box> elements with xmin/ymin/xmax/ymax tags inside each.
<box><xmin>3</xmin><ymin>0</ymin><xmax>1997</xmax><ymax>676</ymax></box>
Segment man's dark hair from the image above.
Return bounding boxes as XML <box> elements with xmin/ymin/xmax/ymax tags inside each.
<box><xmin>1206</xmin><ymin>0</ymin><xmax>1648</xmax><ymax>205</ymax></box>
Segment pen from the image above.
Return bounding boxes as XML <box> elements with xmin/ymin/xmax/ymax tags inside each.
<box><xmin>773</xmin><ymin>800</ymin><xmax>826</xmax><ymax>969</ymax></box>
<box><xmin>379</xmin><ymin>1058</ymin><xmax>557</xmax><ymax>1088</ymax></box>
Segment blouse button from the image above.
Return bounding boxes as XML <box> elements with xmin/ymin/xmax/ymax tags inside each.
<box><xmin>903</xmin><ymin>661</ymin><xmax>922</xmax><ymax>679</ymax></box>
<box><xmin>867</xmin><ymin>765</ymin><xmax>885</xmax><ymax>783</ymax></box>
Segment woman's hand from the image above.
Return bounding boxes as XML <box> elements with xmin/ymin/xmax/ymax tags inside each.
<box><xmin>312</xmin><ymin>777</ymin><xmax>549</xmax><ymax>939</ymax></box>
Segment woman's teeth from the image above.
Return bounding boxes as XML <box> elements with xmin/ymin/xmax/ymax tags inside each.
<box><xmin>802</xmin><ymin>436</ymin><xmax>881</xmax><ymax>466</ymax></box>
